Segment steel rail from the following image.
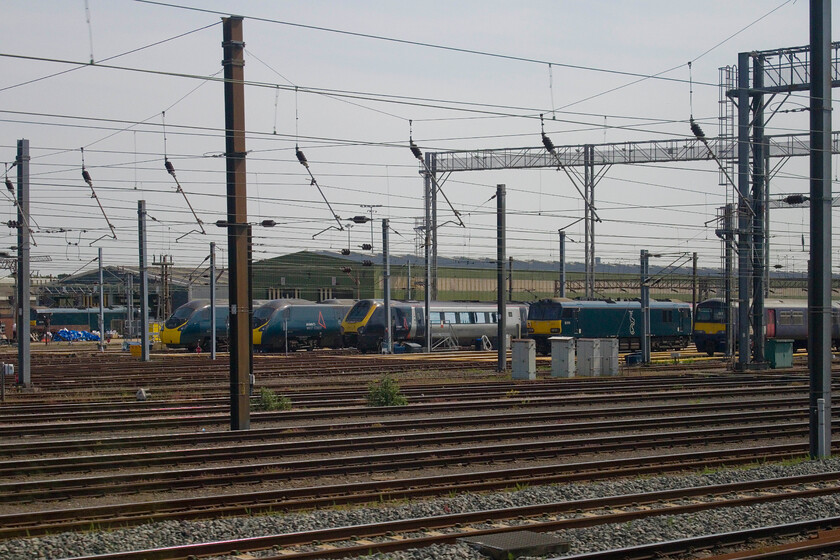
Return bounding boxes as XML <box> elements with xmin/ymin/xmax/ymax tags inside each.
<box><xmin>0</xmin><ymin>413</ymin><xmax>817</xmax><ymax>476</ymax></box>
<box><xmin>0</xmin><ymin>404</ymin><xmax>810</xmax><ymax>457</ymax></box>
<box><xmin>0</xmin><ymin>428</ymin><xmax>820</xmax><ymax>504</ymax></box>
<box><xmin>0</xmin><ymin>388</ymin><xmax>811</xmax><ymax>437</ymax></box>
<box><xmin>52</xmin><ymin>472</ymin><xmax>840</xmax><ymax>560</ymax></box>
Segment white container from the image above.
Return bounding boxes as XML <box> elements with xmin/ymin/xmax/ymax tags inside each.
<box><xmin>577</xmin><ymin>338</ymin><xmax>601</xmax><ymax>377</ymax></box>
<box><xmin>549</xmin><ymin>336</ymin><xmax>575</xmax><ymax>378</ymax></box>
<box><xmin>511</xmin><ymin>338</ymin><xmax>536</xmax><ymax>380</ymax></box>
<box><xmin>601</xmin><ymin>338</ymin><xmax>620</xmax><ymax>376</ymax></box>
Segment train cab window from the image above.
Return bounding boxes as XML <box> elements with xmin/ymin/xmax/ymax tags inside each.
<box><xmin>195</xmin><ymin>308</ymin><xmax>211</xmax><ymax>321</ymax></box>
<box><xmin>474</xmin><ymin>312</ymin><xmax>487</xmax><ymax>324</ymax></box>
<box><xmin>529</xmin><ymin>304</ymin><xmax>562</xmax><ymax>321</ymax></box>
<box><xmin>444</xmin><ymin>312</ymin><xmax>456</xmax><ymax>324</ymax></box>
<box><xmin>345</xmin><ymin>301</ymin><xmax>373</xmax><ymax>322</ymax></box>
<box><xmin>430</xmin><ymin>312</ymin><xmax>442</xmax><ymax>324</ymax></box>
<box><xmin>165</xmin><ymin>305</ymin><xmax>196</xmax><ymax>328</ymax></box>
<box><xmin>458</xmin><ymin>312</ymin><xmax>471</xmax><ymax>324</ymax></box>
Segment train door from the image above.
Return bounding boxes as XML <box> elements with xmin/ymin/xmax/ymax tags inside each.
<box><xmin>766</xmin><ymin>308</ymin><xmax>775</xmax><ymax>338</ymax></box>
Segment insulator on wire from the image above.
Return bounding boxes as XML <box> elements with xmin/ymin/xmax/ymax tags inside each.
<box><xmin>4</xmin><ymin>179</ymin><xmax>13</xmax><ymax>193</ymax></box>
<box><xmin>295</xmin><ymin>146</ymin><xmax>308</xmax><ymax>167</ymax></box>
<box><xmin>409</xmin><ymin>139</ymin><xmax>423</xmax><ymax>161</ymax></box>
<box><xmin>690</xmin><ymin>118</ymin><xmax>705</xmax><ymax>140</ymax></box>
<box><xmin>165</xmin><ymin>159</ymin><xmax>176</xmax><ymax>177</ymax></box>
<box><xmin>783</xmin><ymin>194</ymin><xmax>808</xmax><ymax>205</ymax></box>
<box><xmin>541</xmin><ymin>132</ymin><xmax>555</xmax><ymax>153</ymax></box>
<box><xmin>82</xmin><ymin>169</ymin><xmax>92</xmax><ymax>186</ymax></box>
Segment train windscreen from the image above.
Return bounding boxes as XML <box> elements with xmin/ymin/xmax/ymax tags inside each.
<box><xmin>528</xmin><ymin>303</ymin><xmax>563</xmax><ymax>321</ymax></box>
<box><xmin>345</xmin><ymin>300</ymin><xmax>373</xmax><ymax>323</ymax></box>
<box><xmin>165</xmin><ymin>305</ymin><xmax>197</xmax><ymax>329</ymax></box>
<box><xmin>252</xmin><ymin>305</ymin><xmax>277</xmax><ymax>329</ymax></box>
<box><xmin>695</xmin><ymin>305</ymin><xmax>725</xmax><ymax>323</ymax></box>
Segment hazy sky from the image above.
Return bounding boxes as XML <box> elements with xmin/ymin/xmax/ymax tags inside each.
<box><xmin>0</xmin><ymin>0</ymin><xmax>835</xmax><ymax>278</ymax></box>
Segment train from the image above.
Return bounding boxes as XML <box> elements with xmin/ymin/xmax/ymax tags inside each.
<box><xmin>33</xmin><ymin>307</ymin><xmax>129</xmax><ymax>334</ymax></box>
<box><xmin>341</xmin><ymin>299</ymin><xmax>529</xmax><ymax>353</ymax></box>
<box><xmin>692</xmin><ymin>298</ymin><xmax>840</xmax><ymax>355</ymax></box>
<box><xmin>160</xmin><ymin>299</ymin><xmax>231</xmax><ymax>351</ymax></box>
<box><xmin>526</xmin><ymin>298</ymin><xmax>693</xmax><ymax>355</ymax></box>
<box><xmin>161</xmin><ymin>298</ymin><xmax>356</xmax><ymax>352</ymax></box>
<box><xmin>253</xmin><ymin>299</ymin><xmax>355</xmax><ymax>352</ymax></box>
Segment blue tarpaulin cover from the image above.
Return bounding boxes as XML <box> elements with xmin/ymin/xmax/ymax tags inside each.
<box><xmin>54</xmin><ymin>329</ymin><xmax>101</xmax><ymax>342</ymax></box>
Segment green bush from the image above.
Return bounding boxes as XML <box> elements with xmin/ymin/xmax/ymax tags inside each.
<box><xmin>366</xmin><ymin>376</ymin><xmax>408</xmax><ymax>407</ymax></box>
<box><xmin>254</xmin><ymin>387</ymin><xmax>291</xmax><ymax>411</ymax></box>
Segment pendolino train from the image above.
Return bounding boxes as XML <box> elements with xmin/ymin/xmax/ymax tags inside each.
<box><xmin>253</xmin><ymin>299</ymin><xmax>355</xmax><ymax>352</ymax></box>
<box><xmin>527</xmin><ymin>298</ymin><xmax>693</xmax><ymax>355</ymax></box>
<box><xmin>160</xmin><ymin>299</ymin><xmax>232</xmax><ymax>351</ymax></box>
<box><xmin>341</xmin><ymin>299</ymin><xmax>528</xmax><ymax>353</ymax></box>
<box><xmin>692</xmin><ymin>298</ymin><xmax>840</xmax><ymax>355</ymax></box>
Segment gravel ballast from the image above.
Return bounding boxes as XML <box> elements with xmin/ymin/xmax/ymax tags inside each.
<box><xmin>4</xmin><ymin>458</ymin><xmax>840</xmax><ymax>560</ymax></box>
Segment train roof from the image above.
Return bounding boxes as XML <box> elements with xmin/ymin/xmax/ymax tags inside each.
<box><xmin>256</xmin><ymin>298</ymin><xmax>316</xmax><ymax>310</ymax></box>
<box><xmin>698</xmin><ymin>298</ymin><xmax>838</xmax><ymax>309</ymax></box>
<box><xmin>531</xmin><ymin>299</ymin><xmax>689</xmax><ymax>309</ymax></box>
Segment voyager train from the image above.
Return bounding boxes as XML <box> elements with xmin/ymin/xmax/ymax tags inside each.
<box><xmin>341</xmin><ymin>299</ymin><xmax>529</xmax><ymax>353</ymax></box>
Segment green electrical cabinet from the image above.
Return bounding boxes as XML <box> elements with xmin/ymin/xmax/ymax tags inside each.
<box><xmin>764</xmin><ymin>339</ymin><xmax>793</xmax><ymax>369</ymax></box>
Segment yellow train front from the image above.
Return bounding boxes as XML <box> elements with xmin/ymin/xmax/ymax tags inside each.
<box><xmin>161</xmin><ymin>300</ymin><xmax>228</xmax><ymax>351</ymax></box>
<box><xmin>340</xmin><ymin>299</ymin><xmax>380</xmax><ymax>348</ymax></box>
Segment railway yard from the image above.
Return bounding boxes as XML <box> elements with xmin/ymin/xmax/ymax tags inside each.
<box><xmin>1</xmin><ymin>346</ymin><xmax>840</xmax><ymax>560</ymax></box>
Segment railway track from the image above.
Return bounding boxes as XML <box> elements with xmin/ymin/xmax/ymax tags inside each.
<box><xmin>0</xmin><ymin>377</ymin><xmax>813</xmax><ymax>437</ymax></box>
<box><xmin>0</xmin><ymin>419</ymin><xmax>821</xmax><ymax>506</ymax></box>
<box><xmin>0</xmin><ymin>441</ymin><xmax>830</xmax><ymax>539</ymax></box>
<box><xmin>0</xmin><ymin>353</ymin><xmax>833</xmax><ymax>559</ymax></box>
<box><xmin>0</xmin><ymin>402</ymin><xmax>812</xmax><ymax>457</ymax></box>
<box><xmin>37</xmin><ymin>470</ymin><xmax>840</xmax><ymax>560</ymax></box>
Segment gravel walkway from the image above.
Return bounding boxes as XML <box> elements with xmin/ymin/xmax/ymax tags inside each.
<box><xmin>4</xmin><ymin>457</ymin><xmax>840</xmax><ymax>560</ymax></box>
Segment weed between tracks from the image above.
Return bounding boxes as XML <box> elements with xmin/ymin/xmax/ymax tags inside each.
<box><xmin>366</xmin><ymin>376</ymin><xmax>407</xmax><ymax>407</ymax></box>
<box><xmin>253</xmin><ymin>388</ymin><xmax>292</xmax><ymax>411</ymax></box>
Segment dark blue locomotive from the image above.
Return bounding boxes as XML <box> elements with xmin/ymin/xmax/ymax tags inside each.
<box><xmin>527</xmin><ymin>299</ymin><xmax>692</xmax><ymax>355</ymax></box>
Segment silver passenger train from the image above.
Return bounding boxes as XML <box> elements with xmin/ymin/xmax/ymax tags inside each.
<box><xmin>341</xmin><ymin>299</ymin><xmax>528</xmax><ymax>353</ymax></box>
